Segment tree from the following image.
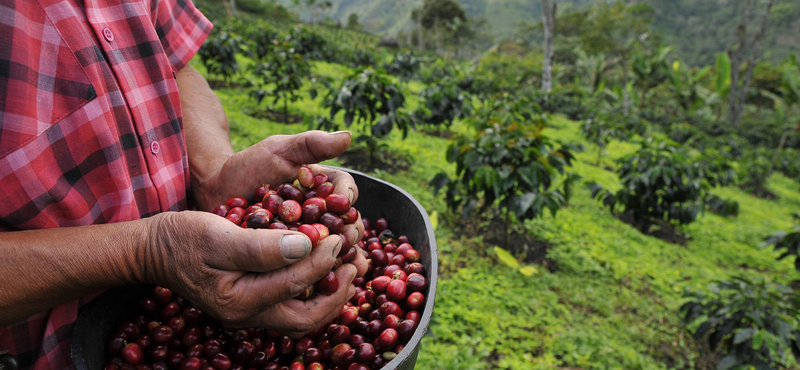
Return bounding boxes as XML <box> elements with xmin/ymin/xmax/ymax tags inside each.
<box><xmin>317</xmin><ymin>68</ymin><xmax>413</xmax><ymax>166</ymax></box>
<box><xmin>414</xmin><ymin>0</ymin><xmax>466</xmax><ymax>55</ymax></box>
<box><xmin>198</xmin><ymin>24</ymin><xmax>244</xmax><ymax>84</ymax></box>
<box><xmin>431</xmin><ymin>97</ymin><xmax>576</xmax><ymax>251</ymax></box>
<box><xmin>765</xmin><ymin>54</ymin><xmax>800</xmax><ymax>178</ymax></box>
<box><xmin>347</xmin><ymin>13</ymin><xmax>362</xmax><ymax>31</ymax></box>
<box><xmin>541</xmin><ymin>0</ymin><xmax>557</xmax><ymax>93</ymax></box>
<box><xmin>727</xmin><ymin>0</ymin><xmax>775</xmax><ymax>128</ymax></box>
<box><xmin>631</xmin><ymin>46</ymin><xmax>671</xmax><ymax>110</ymax></box>
<box><xmin>249</xmin><ymin>39</ymin><xmax>312</xmax><ymax>124</ymax></box>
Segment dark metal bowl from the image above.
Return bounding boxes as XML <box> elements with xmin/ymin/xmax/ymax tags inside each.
<box><xmin>71</xmin><ymin>167</ymin><xmax>438</xmax><ymax>370</ymax></box>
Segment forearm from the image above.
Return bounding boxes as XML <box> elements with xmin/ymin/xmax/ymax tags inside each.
<box><xmin>177</xmin><ymin>63</ymin><xmax>235</xmax><ymax>210</ymax></box>
<box><xmin>0</xmin><ymin>219</ymin><xmax>151</xmax><ymax>326</ymax></box>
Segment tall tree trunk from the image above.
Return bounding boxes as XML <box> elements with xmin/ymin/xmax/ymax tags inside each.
<box><xmin>541</xmin><ymin>0</ymin><xmax>556</xmax><ymax>93</ymax></box>
<box><xmin>417</xmin><ymin>12</ymin><xmax>424</xmax><ymax>50</ymax></box>
<box><xmin>767</xmin><ymin>119</ymin><xmax>800</xmax><ymax>178</ymax></box>
<box><xmin>434</xmin><ymin>18</ymin><xmax>441</xmax><ymax>55</ymax></box>
<box><xmin>728</xmin><ymin>0</ymin><xmax>774</xmax><ymax>128</ymax></box>
<box><xmin>407</xmin><ymin>25</ymin><xmax>412</xmax><ymax>48</ymax></box>
<box><xmin>620</xmin><ymin>58</ymin><xmax>630</xmax><ymax>116</ymax></box>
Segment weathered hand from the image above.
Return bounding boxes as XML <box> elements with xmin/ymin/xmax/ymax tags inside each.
<box><xmin>141</xmin><ymin>211</ymin><xmax>358</xmax><ymax>337</ymax></box>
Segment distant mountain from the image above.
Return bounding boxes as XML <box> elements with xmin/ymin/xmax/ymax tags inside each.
<box><xmin>282</xmin><ymin>0</ymin><xmax>799</xmax><ymax>66</ymax></box>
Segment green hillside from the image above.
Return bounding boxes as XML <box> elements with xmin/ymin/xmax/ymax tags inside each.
<box><xmin>285</xmin><ymin>0</ymin><xmax>800</xmax><ymax>65</ymax></box>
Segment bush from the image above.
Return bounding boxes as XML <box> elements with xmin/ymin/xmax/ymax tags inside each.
<box><xmin>738</xmin><ymin>149</ymin><xmax>773</xmax><ymax>197</ymax></box>
<box><xmin>414</xmin><ymin>81</ymin><xmax>472</xmax><ymax>129</ymax></box>
<box><xmin>681</xmin><ymin>277</ymin><xmax>800</xmax><ymax>370</ymax></box>
<box><xmin>588</xmin><ymin>138</ymin><xmax>707</xmax><ymax>231</ymax></box>
<box><xmin>248</xmin><ymin>26</ymin><xmax>281</xmax><ymax>60</ymax></box>
<box><xmin>531</xmin><ymin>89</ymin><xmax>594</xmax><ymax>121</ymax></box>
<box><xmin>762</xmin><ymin>224</ymin><xmax>800</xmax><ymax>272</ymax></box>
<box><xmin>349</xmin><ymin>48</ymin><xmax>375</xmax><ymax>68</ymax></box>
<box><xmin>385</xmin><ymin>52</ymin><xmax>421</xmax><ymax>82</ymax></box>
<box><xmin>431</xmin><ymin>97</ymin><xmax>577</xmax><ymax>251</ymax></box>
<box><xmin>288</xmin><ymin>27</ymin><xmax>337</xmax><ymax>62</ymax></box>
<box><xmin>705</xmin><ymin>194</ymin><xmax>740</xmax><ymax>218</ymax></box>
<box><xmin>197</xmin><ymin>22</ymin><xmax>245</xmax><ymax>83</ymax></box>
<box><xmin>317</xmin><ymin>68</ymin><xmax>412</xmax><ymax>165</ymax></box>
<box><xmin>581</xmin><ymin>117</ymin><xmax>626</xmax><ymax>166</ymax></box>
<box><xmin>248</xmin><ymin>39</ymin><xmax>312</xmax><ymax>124</ymax></box>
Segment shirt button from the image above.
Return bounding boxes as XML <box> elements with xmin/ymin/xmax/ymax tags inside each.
<box><xmin>102</xmin><ymin>27</ymin><xmax>114</xmax><ymax>42</ymax></box>
<box><xmin>150</xmin><ymin>141</ymin><xmax>160</xmax><ymax>155</ymax></box>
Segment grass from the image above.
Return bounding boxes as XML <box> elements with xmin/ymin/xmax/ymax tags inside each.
<box><xmin>192</xmin><ymin>56</ymin><xmax>800</xmax><ymax>370</ymax></box>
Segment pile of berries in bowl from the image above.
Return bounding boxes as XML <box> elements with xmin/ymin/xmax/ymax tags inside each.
<box><xmin>98</xmin><ymin>167</ymin><xmax>434</xmax><ymax>370</ymax></box>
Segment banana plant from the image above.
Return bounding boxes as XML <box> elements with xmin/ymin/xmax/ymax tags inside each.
<box><xmin>631</xmin><ymin>46</ymin><xmax>672</xmax><ymax>110</ymax></box>
<box><xmin>667</xmin><ymin>60</ymin><xmax>712</xmax><ymax>116</ymax></box>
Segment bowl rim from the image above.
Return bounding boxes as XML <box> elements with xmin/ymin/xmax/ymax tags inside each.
<box><xmin>332</xmin><ymin>166</ymin><xmax>439</xmax><ymax>368</ymax></box>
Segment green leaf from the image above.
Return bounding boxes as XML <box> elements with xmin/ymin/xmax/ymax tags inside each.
<box><xmin>518</xmin><ymin>265</ymin><xmax>538</xmax><ymax>276</ymax></box>
<box><xmin>494</xmin><ymin>246</ymin><xmax>520</xmax><ymax>269</ymax></box>
<box><xmin>429</xmin><ymin>211</ymin><xmax>439</xmax><ymax>231</ymax></box>
<box><xmin>716</xmin><ymin>354</ymin><xmax>739</xmax><ymax>370</ymax></box>
<box><xmin>753</xmin><ymin>330</ymin><xmax>765</xmax><ymax>350</ymax></box>
<box><xmin>733</xmin><ymin>328</ymin><xmax>755</xmax><ymax>345</ymax></box>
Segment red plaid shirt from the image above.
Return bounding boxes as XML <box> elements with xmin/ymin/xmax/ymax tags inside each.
<box><xmin>0</xmin><ymin>0</ymin><xmax>211</xmax><ymax>368</ymax></box>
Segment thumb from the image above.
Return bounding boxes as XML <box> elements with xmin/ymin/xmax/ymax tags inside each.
<box><xmin>267</xmin><ymin>130</ymin><xmax>351</xmax><ymax>166</ymax></box>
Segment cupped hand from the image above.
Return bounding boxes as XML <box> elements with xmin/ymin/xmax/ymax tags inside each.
<box><xmin>194</xmin><ymin>130</ymin><xmax>365</xmax><ymax>249</ymax></box>
<box><xmin>141</xmin><ymin>211</ymin><xmax>360</xmax><ymax>337</ymax></box>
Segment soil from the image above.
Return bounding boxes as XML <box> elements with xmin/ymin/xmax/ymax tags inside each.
<box><xmin>617</xmin><ymin>211</ymin><xmax>689</xmax><ymax>245</ymax></box>
<box><xmin>456</xmin><ymin>215</ymin><xmax>558</xmax><ymax>272</ymax></box>
<box><xmin>338</xmin><ymin>147</ymin><xmax>410</xmax><ymax>174</ymax></box>
<box><xmin>246</xmin><ymin>108</ymin><xmax>306</xmax><ymax>124</ymax></box>
<box><xmin>207</xmin><ymin>79</ymin><xmax>242</xmax><ymax>90</ymax></box>
<box><xmin>419</xmin><ymin>128</ymin><xmax>455</xmax><ymax>139</ymax></box>
<box><xmin>746</xmin><ymin>185</ymin><xmax>778</xmax><ymax>200</ymax></box>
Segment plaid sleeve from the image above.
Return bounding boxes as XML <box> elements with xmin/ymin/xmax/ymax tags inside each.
<box><xmin>149</xmin><ymin>0</ymin><xmax>213</xmax><ymax>71</ymax></box>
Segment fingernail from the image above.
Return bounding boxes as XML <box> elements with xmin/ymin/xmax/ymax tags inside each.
<box><xmin>331</xmin><ymin>235</ymin><xmax>344</xmax><ymax>258</ymax></box>
<box><xmin>329</xmin><ymin>130</ymin><xmax>352</xmax><ymax>137</ymax></box>
<box><xmin>281</xmin><ymin>235</ymin><xmax>311</xmax><ymax>259</ymax></box>
<box><xmin>347</xmin><ymin>188</ymin><xmax>355</xmax><ymax>204</ymax></box>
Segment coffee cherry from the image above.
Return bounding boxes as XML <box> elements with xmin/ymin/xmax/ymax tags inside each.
<box><xmin>365</xmin><ymin>320</ymin><xmax>382</xmax><ymax>338</ymax></box>
<box><xmin>303</xmin><ymin>197</ymin><xmax>327</xmax><ymax>212</ymax></box>
<box><xmin>280</xmin><ymin>336</ymin><xmax>294</xmax><ymax>354</ymax></box>
<box><xmin>379</xmin><ymin>302</ymin><xmax>403</xmax><ymax>318</ymax></box>
<box><xmin>297</xmin><ymin>224</ymin><xmax>321</xmax><ymax>247</ymax></box>
<box><xmin>325</xmin><ymin>194</ymin><xmax>350</xmax><ymax>215</ymax></box>
<box><xmin>152</xmin><ymin>325</ymin><xmax>173</xmax><ymax>344</ymax></box>
<box><xmin>313</xmin><ymin>174</ymin><xmax>329</xmax><ymax>188</ymax></box>
<box><xmin>289</xmin><ymin>361</ymin><xmax>305</xmax><ymax>370</ymax></box>
<box><xmin>246</xmin><ymin>210</ymin><xmax>271</xmax><ymax>229</ymax></box>
<box><xmin>382</xmin><ymin>315</ymin><xmax>400</xmax><ymax>330</ymax></box>
<box><xmin>404</xmin><ymin>249</ymin><xmax>421</xmax><ymax>263</ymax></box>
<box><xmin>186</xmin><ymin>344</ymin><xmax>204</xmax><ymax>358</ymax></box>
<box><xmin>330</xmin><ymin>343</ymin><xmax>351</xmax><ymax>365</ymax></box>
<box><xmin>109</xmin><ymin>336</ymin><xmax>126</xmax><ymax>355</ymax></box>
<box><xmin>347</xmin><ymin>364</ymin><xmax>369</xmax><ymax>370</ymax></box>
<box><xmin>320</xmin><ymin>213</ymin><xmax>344</xmax><ymax>234</ymax></box>
<box><xmin>341</xmin><ymin>207</ymin><xmax>358</xmax><ymax>224</ymax></box>
<box><xmin>386</xmin><ymin>280</ymin><xmax>407</xmax><ymax>302</ymax></box>
<box><xmin>327</xmin><ymin>325</ymin><xmax>351</xmax><ymax>345</ymax></box>
<box><xmin>121</xmin><ymin>343</ymin><xmax>144</xmax><ymax>365</ymax></box>
<box><xmin>212</xmin><ymin>205</ymin><xmax>229</xmax><ymax>217</ymax></box>
<box><xmin>231</xmin><ymin>341</ymin><xmax>255</xmax><ymax>364</ymax></box>
<box><xmin>297</xmin><ymin>166</ymin><xmax>315</xmax><ymax>188</ymax></box>
<box><xmin>395</xmin><ymin>243</ymin><xmax>411</xmax><ymax>256</ymax></box>
<box><xmin>316</xmin><ymin>182</ymin><xmax>335</xmax><ymax>198</ymax></box>
<box><xmin>182</xmin><ymin>327</ymin><xmax>202</xmax><ymax>346</ymax></box>
<box><xmin>135</xmin><ymin>334</ymin><xmax>152</xmax><ymax>350</ymax></box>
<box><xmin>307</xmin><ymin>363</ymin><xmax>324</xmax><ymax>370</ymax></box>
<box><xmin>262</xmin><ymin>340</ymin><xmax>277</xmax><ymax>358</ymax></box>
<box><xmin>311</xmin><ymin>223</ymin><xmax>330</xmax><ymax>240</ymax></box>
<box><xmin>180</xmin><ymin>357</ymin><xmax>202</xmax><ymax>370</ymax></box>
<box><xmin>374</xmin><ymin>218</ymin><xmax>389</xmax><ymax>233</ymax></box>
<box><xmin>296</xmin><ymin>285</ymin><xmax>315</xmax><ymax>300</ymax></box>
<box><xmin>152</xmin><ymin>287</ymin><xmax>173</xmax><ymax>304</ymax></box>
<box><xmin>225</xmin><ymin>197</ymin><xmax>248</xmax><ymax>210</ymax></box>
<box><xmin>167</xmin><ymin>352</ymin><xmax>184</xmax><ymax>369</ymax></box>
<box><xmin>339</xmin><ymin>306</ymin><xmax>359</xmax><ymax>326</ymax></box>
<box><xmin>245</xmin><ymin>204</ymin><xmax>263</xmax><ymax>214</ymax></box>
<box><xmin>404</xmin><ymin>262</ymin><xmax>425</xmax><ymax>275</ymax></box>
<box><xmin>375</xmin><ymin>329</ymin><xmax>398</xmax><ymax>351</ymax></box>
<box><xmin>397</xmin><ymin>320</ymin><xmax>416</xmax><ymax>342</ymax></box>
<box><xmin>302</xmin><ymin>347</ymin><xmax>322</xmax><ymax>364</ymax></box>
<box><xmin>368</xmin><ymin>249</ymin><xmax>388</xmax><ymax>267</ymax></box>
<box><xmin>370</xmin><ymin>276</ymin><xmax>390</xmax><ymax>294</ymax></box>
<box><xmin>225</xmin><ymin>207</ymin><xmax>245</xmax><ymax>225</ymax></box>
<box><xmin>406</xmin><ymin>292</ymin><xmax>425</xmax><ymax>311</ymax></box>
<box><xmin>406</xmin><ymin>273</ymin><xmax>427</xmax><ymax>293</ymax></box>
<box><xmin>316</xmin><ymin>271</ymin><xmax>339</xmax><ymax>295</ymax></box>
<box><xmin>268</xmin><ymin>222</ymin><xmax>289</xmax><ymax>230</ymax></box>
<box><xmin>279</xmin><ymin>200</ymin><xmax>302</xmax><ymax>223</ymax></box>
<box><xmin>301</xmin><ymin>204</ymin><xmax>323</xmax><ymax>224</ymax></box>
<box><xmin>209</xmin><ymin>354</ymin><xmax>231</xmax><ymax>370</ymax></box>
<box><xmin>340</xmin><ymin>247</ymin><xmax>358</xmax><ymax>263</ymax></box>
<box><xmin>389</xmin><ymin>254</ymin><xmax>406</xmax><ymax>266</ymax></box>
<box><xmin>277</xmin><ymin>184</ymin><xmax>304</xmax><ymax>203</ymax></box>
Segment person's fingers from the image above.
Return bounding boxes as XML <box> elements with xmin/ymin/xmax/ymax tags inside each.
<box><xmin>349</xmin><ymin>247</ymin><xmax>369</xmax><ymax>277</ymax></box>
<box><xmin>250</xmin><ymin>264</ymin><xmax>358</xmax><ymax>337</ymax></box>
<box><xmin>222</xmin><ymin>235</ymin><xmax>344</xmax><ymax>310</ymax></box>
<box><xmin>206</xmin><ymin>219</ymin><xmax>313</xmax><ymax>272</ymax></box>
<box><xmin>308</xmin><ymin>165</ymin><xmax>359</xmax><ymax>206</ymax></box>
<box><xmin>262</xmin><ymin>131</ymin><xmax>351</xmax><ymax>169</ymax></box>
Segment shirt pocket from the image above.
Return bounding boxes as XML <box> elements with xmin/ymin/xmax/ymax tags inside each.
<box><xmin>0</xmin><ymin>9</ymin><xmax>95</xmax><ymax>159</ymax></box>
